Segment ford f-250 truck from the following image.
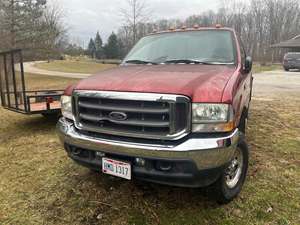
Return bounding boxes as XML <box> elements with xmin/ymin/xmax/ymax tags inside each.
<box><xmin>57</xmin><ymin>26</ymin><xmax>253</xmax><ymax>203</ymax></box>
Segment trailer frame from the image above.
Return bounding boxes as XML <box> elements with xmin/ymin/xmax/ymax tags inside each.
<box><xmin>0</xmin><ymin>49</ymin><xmax>64</xmax><ymax>115</ymax></box>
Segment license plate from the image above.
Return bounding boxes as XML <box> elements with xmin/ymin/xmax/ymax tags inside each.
<box><xmin>102</xmin><ymin>158</ymin><xmax>131</xmax><ymax>180</ymax></box>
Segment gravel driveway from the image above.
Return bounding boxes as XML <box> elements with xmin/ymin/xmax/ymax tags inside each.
<box><xmin>253</xmin><ymin>70</ymin><xmax>300</xmax><ymax>99</ymax></box>
<box><xmin>22</xmin><ymin>61</ymin><xmax>91</xmax><ymax>79</ymax></box>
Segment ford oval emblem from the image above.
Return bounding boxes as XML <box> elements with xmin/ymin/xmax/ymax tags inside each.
<box><xmin>108</xmin><ymin>112</ymin><xmax>128</xmax><ymax>121</ymax></box>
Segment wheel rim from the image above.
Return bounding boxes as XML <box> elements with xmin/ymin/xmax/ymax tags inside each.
<box><xmin>225</xmin><ymin>147</ymin><xmax>243</xmax><ymax>189</ymax></box>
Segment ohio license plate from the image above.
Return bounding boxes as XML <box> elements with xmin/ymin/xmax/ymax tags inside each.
<box><xmin>102</xmin><ymin>158</ymin><xmax>131</xmax><ymax>180</ymax></box>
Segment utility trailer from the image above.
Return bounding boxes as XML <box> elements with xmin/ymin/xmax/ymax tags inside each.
<box><xmin>0</xmin><ymin>49</ymin><xmax>64</xmax><ymax>116</ymax></box>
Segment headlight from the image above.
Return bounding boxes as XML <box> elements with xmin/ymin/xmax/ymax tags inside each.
<box><xmin>192</xmin><ymin>104</ymin><xmax>234</xmax><ymax>132</ymax></box>
<box><xmin>61</xmin><ymin>95</ymin><xmax>73</xmax><ymax>120</ymax></box>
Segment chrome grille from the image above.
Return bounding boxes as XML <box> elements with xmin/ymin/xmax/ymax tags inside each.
<box><xmin>73</xmin><ymin>91</ymin><xmax>190</xmax><ymax>140</ymax></box>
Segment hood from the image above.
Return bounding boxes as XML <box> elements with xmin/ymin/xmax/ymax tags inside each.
<box><xmin>74</xmin><ymin>64</ymin><xmax>236</xmax><ymax>102</ymax></box>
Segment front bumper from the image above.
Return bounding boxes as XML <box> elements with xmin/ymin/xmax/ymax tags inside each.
<box><xmin>57</xmin><ymin>117</ymin><xmax>240</xmax><ymax>187</ymax></box>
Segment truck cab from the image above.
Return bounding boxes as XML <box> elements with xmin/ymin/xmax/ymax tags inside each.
<box><xmin>57</xmin><ymin>26</ymin><xmax>253</xmax><ymax>203</ymax></box>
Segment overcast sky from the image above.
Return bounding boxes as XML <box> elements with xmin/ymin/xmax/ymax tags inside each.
<box><xmin>53</xmin><ymin>0</ymin><xmax>221</xmax><ymax>47</ymax></box>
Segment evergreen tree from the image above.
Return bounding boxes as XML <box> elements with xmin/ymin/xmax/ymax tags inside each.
<box><xmin>94</xmin><ymin>31</ymin><xmax>103</xmax><ymax>59</ymax></box>
<box><xmin>117</xmin><ymin>37</ymin><xmax>126</xmax><ymax>59</ymax></box>
<box><xmin>87</xmin><ymin>38</ymin><xmax>96</xmax><ymax>58</ymax></box>
<box><xmin>104</xmin><ymin>32</ymin><xmax>120</xmax><ymax>59</ymax></box>
<box><xmin>0</xmin><ymin>0</ymin><xmax>65</xmax><ymax>58</ymax></box>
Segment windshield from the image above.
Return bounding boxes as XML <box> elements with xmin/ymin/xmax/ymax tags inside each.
<box><xmin>123</xmin><ymin>30</ymin><xmax>236</xmax><ymax>65</ymax></box>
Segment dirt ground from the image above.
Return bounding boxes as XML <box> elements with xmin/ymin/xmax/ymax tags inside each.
<box><xmin>0</xmin><ymin>71</ymin><xmax>299</xmax><ymax>225</ymax></box>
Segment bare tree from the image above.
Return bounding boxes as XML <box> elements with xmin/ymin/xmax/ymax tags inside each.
<box><xmin>120</xmin><ymin>0</ymin><xmax>151</xmax><ymax>45</ymax></box>
<box><xmin>117</xmin><ymin>0</ymin><xmax>300</xmax><ymax>62</ymax></box>
<box><xmin>0</xmin><ymin>0</ymin><xmax>67</xmax><ymax>60</ymax></box>
<box><xmin>40</xmin><ymin>2</ymin><xmax>67</xmax><ymax>60</ymax></box>
<box><xmin>216</xmin><ymin>0</ymin><xmax>300</xmax><ymax>62</ymax></box>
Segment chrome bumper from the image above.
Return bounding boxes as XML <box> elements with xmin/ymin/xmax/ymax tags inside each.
<box><xmin>57</xmin><ymin>117</ymin><xmax>239</xmax><ymax>170</ymax></box>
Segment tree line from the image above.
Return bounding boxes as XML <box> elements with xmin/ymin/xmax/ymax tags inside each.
<box><xmin>1</xmin><ymin>0</ymin><xmax>299</xmax><ymax>62</ymax></box>
<box><xmin>116</xmin><ymin>0</ymin><xmax>300</xmax><ymax>62</ymax></box>
<box><xmin>70</xmin><ymin>0</ymin><xmax>300</xmax><ymax>62</ymax></box>
<box><xmin>86</xmin><ymin>32</ymin><xmax>124</xmax><ymax>59</ymax></box>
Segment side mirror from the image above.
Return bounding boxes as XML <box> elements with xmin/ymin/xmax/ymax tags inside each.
<box><xmin>244</xmin><ymin>56</ymin><xmax>252</xmax><ymax>73</ymax></box>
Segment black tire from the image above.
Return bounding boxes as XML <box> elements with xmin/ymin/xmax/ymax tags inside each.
<box><xmin>239</xmin><ymin>112</ymin><xmax>248</xmax><ymax>134</ymax></box>
<box><xmin>41</xmin><ymin>113</ymin><xmax>60</xmax><ymax>120</ymax></box>
<box><xmin>211</xmin><ymin>134</ymin><xmax>249</xmax><ymax>204</ymax></box>
<box><xmin>284</xmin><ymin>67</ymin><xmax>289</xmax><ymax>71</ymax></box>
<box><xmin>89</xmin><ymin>168</ymin><xmax>100</xmax><ymax>173</ymax></box>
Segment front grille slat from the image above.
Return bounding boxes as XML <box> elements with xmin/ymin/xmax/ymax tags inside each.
<box><xmin>79</xmin><ymin>113</ymin><xmax>170</xmax><ymax>127</ymax></box>
<box><xmin>74</xmin><ymin>91</ymin><xmax>190</xmax><ymax>140</ymax></box>
<box><xmin>78</xmin><ymin>101</ymin><xmax>169</xmax><ymax>114</ymax></box>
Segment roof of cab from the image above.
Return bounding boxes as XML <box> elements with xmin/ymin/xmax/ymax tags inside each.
<box><xmin>146</xmin><ymin>26</ymin><xmax>235</xmax><ymax>37</ymax></box>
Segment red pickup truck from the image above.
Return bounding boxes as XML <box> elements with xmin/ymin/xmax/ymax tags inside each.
<box><xmin>57</xmin><ymin>27</ymin><xmax>253</xmax><ymax>203</ymax></box>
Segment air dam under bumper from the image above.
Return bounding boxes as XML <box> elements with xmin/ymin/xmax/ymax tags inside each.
<box><xmin>57</xmin><ymin>117</ymin><xmax>240</xmax><ymax>187</ymax></box>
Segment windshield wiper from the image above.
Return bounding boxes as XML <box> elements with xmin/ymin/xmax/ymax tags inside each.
<box><xmin>125</xmin><ymin>59</ymin><xmax>158</xmax><ymax>65</ymax></box>
<box><xmin>164</xmin><ymin>59</ymin><xmax>212</xmax><ymax>64</ymax></box>
<box><xmin>163</xmin><ymin>59</ymin><xmax>233</xmax><ymax>65</ymax></box>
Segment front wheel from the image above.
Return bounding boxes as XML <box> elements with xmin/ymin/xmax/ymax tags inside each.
<box><xmin>211</xmin><ymin>134</ymin><xmax>249</xmax><ymax>204</ymax></box>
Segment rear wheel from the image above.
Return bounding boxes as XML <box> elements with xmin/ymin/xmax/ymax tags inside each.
<box><xmin>211</xmin><ymin>134</ymin><xmax>249</xmax><ymax>204</ymax></box>
<box><xmin>284</xmin><ymin>67</ymin><xmax>289</xmax><ymax>71</ymax></box>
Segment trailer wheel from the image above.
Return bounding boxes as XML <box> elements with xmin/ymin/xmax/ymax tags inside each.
<box><xmin>42</xmin><ymin>112</ymin><xmax>60</xmax><ymax>120</ymax></box>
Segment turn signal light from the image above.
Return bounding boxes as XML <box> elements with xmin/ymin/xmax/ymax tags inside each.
<box><xmin>222</xmin><ymin>121</ymin><xmax>235</xmax><ymax>132</ymax></box>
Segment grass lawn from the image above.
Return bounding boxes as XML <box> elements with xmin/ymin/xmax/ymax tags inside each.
<box><xmin>35</xmin><ymin>60</ymin><xmax>117</xmax><ymax>74</ymax></box>
<box><xmin>0</xmin><ymin>74</ymin><xmax>299</xmax><ymax>225</ymax></box>
<box><xmin>252</xmin><ymin>64</ymin><xmax>283</xmax><ymax>73</ymax></box>
<box><xmin>35</xmin><ymin>60</ymin><xmax>282</xmax><ymax>75</ymax></box>
<box><xmin>24</xmin><ymin>73</ymin><xmax>78</xmax><ymax>90</ymax></box>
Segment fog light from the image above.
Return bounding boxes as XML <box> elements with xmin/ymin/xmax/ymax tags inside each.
<box><xmin>157</xmin><ymin>162</ymin><xmax>172</xmax><ymax>171</ymax></box>
<box><xmin>135</xmin><ymin>158</ymin><xmax>146</xmax><ymax>167</ymax></box>
<box><xmin>96</xmin><ymin>152</ymin><xmax>105</xmax><ymax>157</ymax></box>
<box><xmin>72</xmin><ymin>148</ymin><xmax>82</xmax><ymax>155</ymax></box>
